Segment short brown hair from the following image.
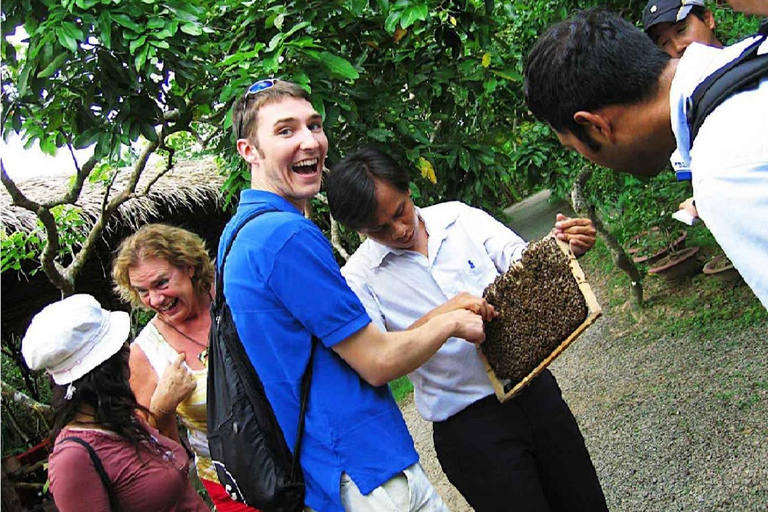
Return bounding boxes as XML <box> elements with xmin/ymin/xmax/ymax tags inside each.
<box><xmin>112</xmin><ymin>224</ymin><xmax>214</xmax><ymax>309</ymax></box>
<box><xmin>231</xmin><ymin>80</ymin><xmax>312</xmax><ymax>142</ymax></box>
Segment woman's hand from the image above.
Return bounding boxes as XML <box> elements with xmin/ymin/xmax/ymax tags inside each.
<box><xmin>149</xmin><ymin>352</ymin><xmax>196</xmax><ymax>417</ymax></box>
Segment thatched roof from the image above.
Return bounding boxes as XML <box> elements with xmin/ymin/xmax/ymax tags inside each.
<box><xmin>1</xmin><ymin>157</ymin><xmax>228</xmax><ymax>235</ymax></box>
<box><xmin>1</xmin><ymin>157</ymin><xmax>235</xmax><ymax>339</ymax></box>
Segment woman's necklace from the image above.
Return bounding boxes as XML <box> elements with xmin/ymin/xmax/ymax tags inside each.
<box><xmin>158</xmin><ymin>319</ymin><xmax>209</xmax><ymax>367</ymax></box>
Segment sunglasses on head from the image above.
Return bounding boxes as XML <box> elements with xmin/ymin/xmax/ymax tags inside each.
<box><xmin>237</xmin><ymin>78</ymin><xmax>281</xmax><ymax>139</ymax></box>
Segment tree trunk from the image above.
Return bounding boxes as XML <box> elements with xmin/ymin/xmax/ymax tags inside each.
<box><xmin>571</xmin><ymin>167</ymin><xmax>644</xmax><ymax>310</ymax></box>
<box><xmin>1</xmin><ymin>466</ymin><xmax>25</xmax><ymax>512</ymax></box>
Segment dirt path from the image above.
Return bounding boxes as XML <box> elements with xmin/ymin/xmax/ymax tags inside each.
<box><xmin>401</xmin><ymin>294</ymin><xmax>768</xmax><ymax>511</ymax></box>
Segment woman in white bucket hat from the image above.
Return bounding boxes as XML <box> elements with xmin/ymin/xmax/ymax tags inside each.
<box><xmin>22</xmin><ymin>294</ymin><xmax>209</xmax><ymax>512</ymax></box>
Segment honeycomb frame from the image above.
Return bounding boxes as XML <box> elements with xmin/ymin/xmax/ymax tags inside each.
<box><xmin>479</xmin><ymin>237</ymin><xmax>602</xmax><ymax>403</ymax></box>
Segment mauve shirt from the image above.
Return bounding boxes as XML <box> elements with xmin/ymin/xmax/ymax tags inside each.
<box><xmin>48</xmin><ymin>423</ymin><xmax>208</xmax><ymax>512</ymax></box>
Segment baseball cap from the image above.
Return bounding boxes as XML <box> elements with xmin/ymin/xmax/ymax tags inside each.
<box><xmin>643</xmin><ymin>0</ymin><xmax>706</xmax><ymax>32</ymax></box>
<box><xmin>22</xmin><ymin>294</ymin><xmax>130</xmax><ymax>387</ymax></box>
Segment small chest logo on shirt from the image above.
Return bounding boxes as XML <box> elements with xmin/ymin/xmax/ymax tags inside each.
<box><xmin>467</xmin><ymin>260</ymin><xmax>475</xmax><ymax>269</ymax></box>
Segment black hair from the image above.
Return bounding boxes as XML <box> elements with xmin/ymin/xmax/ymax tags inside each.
<box><xmin>327</xmin><ymin>147</ymin><xmax>411</xmax><ymax>230</ymax></box>
<box><xmin>688</xmin><ymin>5</ymin><xmax>708</xmax><ymax>23</ymax></box>
<box><xmin>51</xmin><ymin>345</ymin><xmax>157</xmax><ymax>454</ymax></box>
<box><xmin>524</xmin><ymin>8</ymin><xmax>670</xmax><ymax>150</ymax></box>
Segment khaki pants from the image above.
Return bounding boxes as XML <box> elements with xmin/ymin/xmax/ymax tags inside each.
<box><xmin>306</xmin><ymin>463</ymin><xmax>450</xmax><ymax>512</ymax></box>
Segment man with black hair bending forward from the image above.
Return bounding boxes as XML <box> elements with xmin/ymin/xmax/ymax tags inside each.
<box><xmin>327</xmin><ymin>146</ymin><xmax>608</xmax><ymax>512</ymax></box>
<box><xmin>524</xmin><ymin>8</ymin><xmax>768</xmax><ymax>309</ymax></box>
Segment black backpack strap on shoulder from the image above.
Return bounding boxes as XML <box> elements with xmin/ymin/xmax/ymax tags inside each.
<box><xmin>60</xmin><ymin>436</ymin><xmax>121</xmax><ymax>512</ymax></box>
<box><xmin>687</xmin><ymin>32</ymin><xmax>768</xmax><ymax>147</ymax></box>
<box><xmin>215</xmin><ymin>208</ymin><xmax>276</xmax><ymax>306</ymax></box>
<box><xmin>291</xmin><ymin>336</ymin><xmax>317</xmax><ymax>480</ymax></box>
<box><xmin>217</xmin><ymin>208</ymin><xmax>318</xmax><ymax>476</ymax></box>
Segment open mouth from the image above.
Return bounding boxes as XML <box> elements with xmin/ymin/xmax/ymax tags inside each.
<box><xmin>159</xmin><ymin>298</ymin><xmax>178</xmax><ymax>313</ymax></box>
<box><xmin>292</xmin><ymin>158</ymin><xmax>319</xmax><ymax>175</ymax></box>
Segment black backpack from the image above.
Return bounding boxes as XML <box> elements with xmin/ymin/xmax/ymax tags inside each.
<box><xmin>207</xmin><ymin>209</ymin><xmax>316</xmax><ymax>511</ymax></box>
<box><xmin>686</xmin><ymin>22</ymin><xmax>768</xmax><ymax>148</ymax></box>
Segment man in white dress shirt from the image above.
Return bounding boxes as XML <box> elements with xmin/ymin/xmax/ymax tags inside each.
<box><xmin>524</xmin><ymin>9</ymin><xmax>768</xmax><ymax>309</ymax></box>
<box><xmin>327</xmin><ymin>147</ymin><xmax>608</xmax><ymax>512</ymax></box>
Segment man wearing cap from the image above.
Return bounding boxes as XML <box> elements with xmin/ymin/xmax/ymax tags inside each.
<box><xmin>643</xmin><ymin>0</ymin><xmax>722</xmax><ymax>58</ymax></box>
<box><xmin>643</xmin><ymin>0</ymin><xmax>724</xmax><ymax>218</ymax></box>
<box><xmin>219</xmin><ymin>79</ymin><xmax>487</xmax><ymax>512</ymax></box>
<box><xmin>524</xmin><ymin>9</ymin><xmax>768</xmax><ymax>310</ymax></box>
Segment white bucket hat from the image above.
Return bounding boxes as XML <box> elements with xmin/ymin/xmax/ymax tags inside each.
<box><xmin>22</xmin><ymin>294</ymin><xmax>131</xmax><ymax>395</ymax></box>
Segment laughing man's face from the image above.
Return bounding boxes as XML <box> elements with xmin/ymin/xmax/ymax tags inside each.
<box><xmin>251</xmin><ymin>97</ymin><xmax>328</xmax><ymax>210</ymax></box>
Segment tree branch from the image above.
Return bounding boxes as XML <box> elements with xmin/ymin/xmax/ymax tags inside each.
<box><xmin>1</xmin><ymin>162</ymin><xmax>71</xmax><ymax>293</ymax></box>
<box><xmin>1</xmin><ymin>380</ymin><xmax>52</xmax><ymax>416</ymax></box>
<box><xmin>50</xmin><ymin>154</ymin><xmax>100</xmax><ymax>208</ymax></box>
<box><xmin>313</xmin><ymin>192</ymin><xmax>350</xmax><ymax>261</ymax></box>
<box><xmin>572</xmin><ymin>167</ymin><xmax>643</xmax><ymax>310</ymax></box>
<box><xmin>66</xmin><ymin>138</ymin><xmax>160</xmax><ymax>282</ymax></box>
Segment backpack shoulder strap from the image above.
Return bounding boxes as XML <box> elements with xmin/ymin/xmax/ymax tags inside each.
<box><xmin>215</xmin><ymin>208</ymin><xmax>276</xmax><ymax>303</ymax></box>
<box><xmin>687</xmin><ymin>32</ymin><xmax>768</xmax><ymax>148</ymax></box>
<box><xmin>60</xmin><ymin>436</ymin><xmax>121</xmax><ymax>512</ymax></box>
<box><xmin>213</xmin><ymin>207</ymin><xmax>318</xmax><ymax>473</ymax></box>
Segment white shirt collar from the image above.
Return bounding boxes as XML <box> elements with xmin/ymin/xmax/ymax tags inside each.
<box><xmin>365</xmin><ymin>205</ymin><xmax>459</xmax><ymax>269</ymax></box>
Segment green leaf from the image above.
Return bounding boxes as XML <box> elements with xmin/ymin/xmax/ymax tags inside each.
<box><xmin>98</xmin><ymin>12</ymin><xmax>112</xmax><ymax>48</ymax></box>
<box><xmin>40</xmin><ymin>137</ymin><xmax>57</xmax><ymax>156</ymax></box>
<box><xmin>55</xmin><ymin>27</ymin><xmax>78</xmax><ymax>53</ymax></box>
<box><xmin>263</xmin><ymin>51</ymin><xmax>281</xmax><ymax>73</ymax></box>
<box><xmin>75</xmin><ymin>0</ymin><xmax>100</xmax><ymax>8</ymax></box>
<box><xmin>283</xmin><ymin>21</ymin><xmax>310</xmax><ymax>39</ymax></box>
<box><xmin>147</xmin><ymin>18</ymin><xmax>166</xmax><ymax>30</ymax></box>
<box><xmin>345</xmin><ymin>0</ymin><xmax>368</xmax><ymax>16</ymax></box>
<box><xmin>274</xmin><ymin>13</ymin><xmax>285</xmax><ymax>30</ymax></box>
<box><xmin>367</xmin><ymin>128</ymin><xmax>393</xmax><ymax>142</ymax></box>
<box><xmin>311</xmin><ymin>97</ymin><xmax>326</xmax><ymax>120</ymax></box>
<box><xmin>400</xmin><ymin>4</ymin><xmax>428</xmax><ymax>29</ymax></box>
<box><xmin>62</xmin><ymin>22</ymin><xmax>84</xmax><ymax>41</ymax></box>
<box><xmin>113</xmin><ymin>14</ymin><xmax>143</xmax><ymax>33</ymax></box>
<box><xmin>18</xmin><ymin>63</ymin><xmax>32</xmax><ymax>97</ymax></box>
<box><xmin>459</xmin><ymin>148</ymin><xmax>470</xmax><ymax>171</ymax></box>
<box><xmin>287</xmin><ymin>36</ymin><xmax>320</xmax><ymax>49</ymax></box>
<box><xmin>384</xmin><ymin>11</ymin><xmax>401</xmax><ymax>34</ymax></box>
<box><xmin>164</xmin><ymin>4</ymin><xmax>200</xmax><ymax>23</ymax></box>
<box><xmin>180</xmin><ymin>23</ymin><xmax>203</xmax><ymax>36</ymax></box>
<box><xmin>73</xmin><ymin>129</ymin><xmax>100</xmax><ymax>149</ymax></box>
<box><xmin>267</xmin><ymin>33</ymin><xmax>283</xmax><ymax>52</ymax></box>
<box><xmin>37</xmin><ymin>52</ymin><xmax>69</xmax><ymax>78</ymax></box>
<box><xmin>154</xmin><ymin>25</ymin><xmax>175</xmax><ymax>39</ymax></box>
<box><xmin>319</xmin><ymin>52</ymin><xmax>359</xmax><ymax>79</ymax></box>
<box><xmin>129</xmin><ymin>35</ymin><xmax>147</xmax><ymax>55</ymax></box>
<box><xmin>135</xmin><ymin>44</ymin><xmax>149</xmax><ymax>71</ymax></box>
<box><xmin>140</xmin><ymin>122</ymin><xmax>158</xmax><ymax>142</ymax></box>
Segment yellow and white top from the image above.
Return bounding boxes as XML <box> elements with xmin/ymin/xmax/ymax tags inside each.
<box><xmin>133</xmin><ymin>321</ymin><xmax>218</xmax><ymax>483</ymax></box>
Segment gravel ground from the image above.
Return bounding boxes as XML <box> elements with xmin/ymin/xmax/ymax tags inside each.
<box><xmin>402</xmin><ymin>289</ymin><xmax>768</xmax><ymax>511</ymax></box>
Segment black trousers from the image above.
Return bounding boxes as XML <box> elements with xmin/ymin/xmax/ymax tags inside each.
<box><xmin>432</xmin><ymin>370</ymin><xmax>608</xmax><ymax>512</ymax></box>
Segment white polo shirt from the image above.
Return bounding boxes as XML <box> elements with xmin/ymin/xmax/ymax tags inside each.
<box><xmin>341</xmin><ymin>201</ymin><xmax>527</xmax><ymax>422</ymax></box>
<box><xmin>670</xmin><ymin>37</ymin><xmax>768</xmax><ymax>309</ymax></box>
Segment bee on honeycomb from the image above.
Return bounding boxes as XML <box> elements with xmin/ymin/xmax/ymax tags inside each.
<box><xmin>482</xmin><ymin>237</ymin><xmax>588</xmax><ymax>383</ymax></box>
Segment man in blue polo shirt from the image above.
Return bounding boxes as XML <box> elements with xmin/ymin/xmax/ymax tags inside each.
<box><xmin>219</xmin><ymin>79</ymin><xmax>488</xmax><ymax>512</ymax></box>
